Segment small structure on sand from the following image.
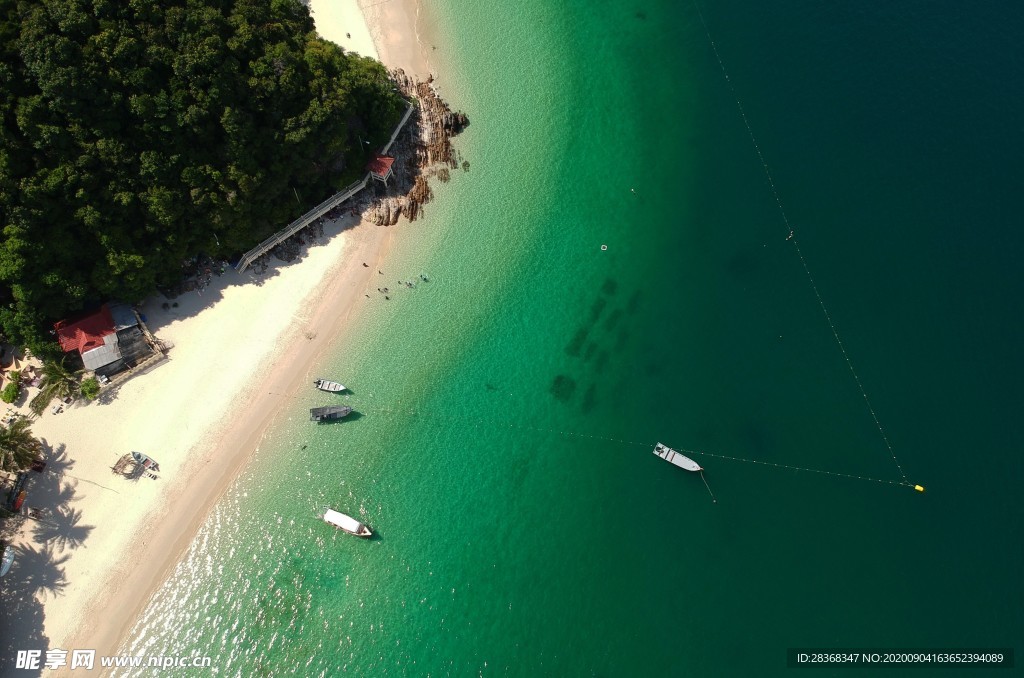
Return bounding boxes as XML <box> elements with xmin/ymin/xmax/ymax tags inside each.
<box><xmin>111</xmin><ymin>451</ymin><xmax>160</xmax><ymax>480</ymax></box>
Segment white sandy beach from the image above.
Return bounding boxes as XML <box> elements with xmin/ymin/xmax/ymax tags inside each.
<box><xmin>306</xmin><ymin>0</ymin><xmax>436</xmax><ymax>78</ymax></box>
<box><xmin>306</xmin><ymin>0</ymin><xmax>379</xmax><ymax>60</ymax></box>
<box><xmin>357</xmin><ymin>0</ymin><xmax>433</xmax><ymax>79</ymax></box>
<box><xmin>307</xmin><ymin>0</ymin><xmax>434</xmax><ymax>79</ymax></box>
<box><xmin>0</xmin><ymin>2</ymin><xmax>434</xmax><ymax>674</ymax></box>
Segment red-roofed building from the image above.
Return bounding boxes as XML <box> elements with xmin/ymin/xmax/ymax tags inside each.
<box><xmin>54</xmin><ymin>302</ymin><xmax>143</xmax><ymax>375</ymax></box>
<box><xmin>55</xmin><ymin>306</ymin><xmax>115</xmax><ymax>355</ymax></box>
<box><xmin>366</xmin><ymin>154</ymin><xmax>395</xmax><ymax>185</ymax></box>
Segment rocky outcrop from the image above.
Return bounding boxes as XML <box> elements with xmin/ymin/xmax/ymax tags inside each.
<box><xmin>365</xmin><ymin>70</ymin><xmax>469</xmax><ymax>226</ymax></box>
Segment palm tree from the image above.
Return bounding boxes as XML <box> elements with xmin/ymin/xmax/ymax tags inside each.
<box><xmin>0</xmin><ymin>417</ymin><xmax>42</xmax><ymax>472</ymax></box>
<box><xmin>29</xmin><ymin>357</ymin><xmax>81</xmax><ymax>416</ymax></box>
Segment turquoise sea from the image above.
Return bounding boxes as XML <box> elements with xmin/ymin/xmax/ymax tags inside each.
<box><xmin>118</xmin><ymin>1</ymin><xmax>1022</xmax><ymax>675</ymax></box>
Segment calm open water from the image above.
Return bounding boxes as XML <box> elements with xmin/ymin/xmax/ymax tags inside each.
<box><xmin>118</xmin><ymin>1</ymin><xmax>1022</xmax><ymax>675</ymax></box>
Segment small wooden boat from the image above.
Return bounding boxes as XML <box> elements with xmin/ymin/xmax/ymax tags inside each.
<box><xmin>653</xmin><ymin>442</ymin><xmax>703</xmax><ymax>472</ymax></box>
<box><xmin>314</xmin><ymin>379</ymin><xmax>346</xmax><ymax>393</ymax></box>
<box><xmin>1</xmin><ymin>544</ymin><xmax>14</xmax><ymax>577</ymax></box>
<box><xmin>322</xmin><ymin>509</ymin><xmax>372</xmax><ymax>537</ymax></box>
<box><xmin>310</xmin><ymin>405</ymin><xmax>353</xmax><ymax>422</ymax></box>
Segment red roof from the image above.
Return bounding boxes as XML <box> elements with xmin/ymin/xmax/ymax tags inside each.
<box><xmin>366</xmin><ymin>154</ymin><xmax>395</xmax><ymax>177</ymax></box>
<box><xmin>55</xmin><ymin>305</ymin><xmax>116</xmax><ymax>355</ymax></box>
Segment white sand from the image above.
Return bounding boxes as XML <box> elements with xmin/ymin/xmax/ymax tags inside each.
<box><xmin>359</xmin><ymin>0</ymin><xmax>433</xmax><ymax>79</ymax></box>
<box><xmin>307</xmin><ymin>0</ymin><xmax>379</xmax><ymax>60</ymax></box>
<box><xmin>0</xmin><ymin>0</ymin><xmax>432</xmax><ymax>672</ymax></box>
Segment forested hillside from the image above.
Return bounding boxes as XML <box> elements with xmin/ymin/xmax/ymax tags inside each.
<box><xmin>0</xmin><ymin>0</ymin><xmax>404</xmax><ymax>352</ymax></box>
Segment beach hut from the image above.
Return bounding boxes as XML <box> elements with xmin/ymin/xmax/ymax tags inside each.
<box><xmin>54</xmin><ymin>302</ymin><xmax>148</xmax><ymax>377</ymax></box>
<box><xmin>366</xmin><ymin>154</ymin><xmax>395</xmax><ymax>186</ymax></box>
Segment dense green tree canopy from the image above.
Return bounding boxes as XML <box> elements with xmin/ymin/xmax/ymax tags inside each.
<box><xmin>0</xmin><ymin>0</ymin><xmax>404</xmax><ymax>351</ymax></box>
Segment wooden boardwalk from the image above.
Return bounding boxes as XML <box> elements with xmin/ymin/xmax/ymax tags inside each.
<box><xmin>381</xmin><ymin>103</ymin><xmax>415</xmax><ymax>155</ymax></box>
<box><xmin>234</xmin><ymin>103</ymin><xmax>415</xmax><ymax>274</ymax></box>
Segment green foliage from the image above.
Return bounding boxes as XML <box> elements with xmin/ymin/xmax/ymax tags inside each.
<box><xmin>0</xmin><ymin>375</ymin><xmax>18</xmax><ymax>404</ymax></box>
<box><xmin>0</xmin><ymin>416</ymin><xmax>41</xmax><ymax>472</ymax></box>
<box><xmin>80</xmin><ymin>376</ymin><xmax>100</xmax><ymax>400</ymax></box>
<box><xmin>0</xmin><ymin>0</ymin><xmax>405</xmax><ymax>347</ymax></box>
<box><xmin>29</xmin><ymin>357</ymin><xmax>80</xmax><ymax>415</ymax></box>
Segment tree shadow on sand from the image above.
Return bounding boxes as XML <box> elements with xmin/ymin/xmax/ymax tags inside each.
<box><xmin>140</xmin><ymin>215</ymin><xmax>363</xmax><ymax>338</ymax></box>
<box><xmin>94</xmin><ymin>382</ymin><xmax>123</xmax><ymax>406</ymax></box>
<box><xmin>0</xmin><ymin>542</ymin><xmax>68</xmax><ymax>675</ymax></box>
<box><xmin>37</xmin><ymin>441</ymin><xmax>73</xmax><ymax>477</ymax></box>
<box><xmin>0</xmin><ymin>441</ymin><xmax>91</xmax><ymax>675</ymax></box>
<box><xmin>31</xmin><ymin>507</ymin><xmax>93</xmax><ymax>551</ymax></box>
<box><xmin>29</xmin><ymin>442</ymin><xmax>78</xmax><ymax>510</ymax></box>
<box><xmin>14</xmin><ymin>543</ymin><xmax>70</xmax><ymax>600</ymax></box>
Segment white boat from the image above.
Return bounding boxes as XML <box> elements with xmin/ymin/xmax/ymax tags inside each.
<box><xmin>322</xmin><ymin>509</ymin><xmax>372</xmax><ymax>537</ymax></box>
<box><xmin>1</xmin><ymin>544</ymin><xmax>14</xmax><ymax>577</ymax></box>
<box><xmin>314</xmin><ymin>379</ymin><xmax>346</xmax><ymax>393</ymax></box>
<box><xmin>653</xmin><ymin>442</ymin><xmax>703</xmax><ymax>472</ymax></box>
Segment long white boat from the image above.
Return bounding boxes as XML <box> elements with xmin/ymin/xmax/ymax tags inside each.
<box><xmin>653</xmin><ymin>442</ymin><xmax>703</xmax><ymax>472</ymax></box>
<box><xmin>322</xmin><ymin>509</ymin><xmax>372</xmax><ymax>538</ymax></box>
<box><xmin>314</xmin><ymin>379</ymin><xmax>346</xmax><ymax>393</ymax></box>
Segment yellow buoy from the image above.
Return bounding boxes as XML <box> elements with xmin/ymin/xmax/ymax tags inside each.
<box><xmin>914</xmin><ymin>484</ymin><xmax>925</xmax><ymax>492</ymax></box>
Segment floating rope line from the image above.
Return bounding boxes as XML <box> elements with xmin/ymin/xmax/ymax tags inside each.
<box><xmin>680</xmin><ymin>446</ymin><xmax>909</xmax><ymax>488</ymax></box>
<box><xmin>691</xmin><ymin>1</ymin><xmax>910</xmax><ymax>486</ymax></box>
<box><xmin>699</xmin><ymin>471</ymin><xmax>717</xmax><ymax>503</ymax></box>
<box><xmin>322</xmin><ymin>395</ymin><xmax>918</xmax><ymax>489</ymax></box>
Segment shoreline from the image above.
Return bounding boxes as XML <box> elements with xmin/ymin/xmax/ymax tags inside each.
<box><xmin>1</xmin><ymin>1</ymin><xmax>438</xmax><ymax>674</ymax></box>
<box><xmin>66</xmin><ymin>222</ymin><xmax>395</xmax><ymax>660</ymax></box>
<box><xmin>16</xmin><ymin>218</ymin><xmax>394</xmax><ymax>675</ymax></box>
<box><xmin>306</xmin><ymin>0</ymin><xmax>378</xmax><ymax>61</ymax></box>
<box><xmin>359</xmin><ymin>0</ymin><xmax>433</xmax><ymax>80</ymax></box>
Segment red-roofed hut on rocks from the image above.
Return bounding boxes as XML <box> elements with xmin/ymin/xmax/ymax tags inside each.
<box><xmin>366</xmin><ymin>154</ymin><xmax>395</xmax><ymax>186</ymax></box>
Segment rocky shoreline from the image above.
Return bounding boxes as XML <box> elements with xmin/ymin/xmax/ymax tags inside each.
<box><xmin>364</xmin><ymin>70</ymin><xmax>470</xmax><ymax>226</ymax></box>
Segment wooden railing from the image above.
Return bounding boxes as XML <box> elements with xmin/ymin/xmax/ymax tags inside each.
<box><xmin>234</xmin><ymin>176</ymin><xmax>368</xmax><ymax>273</ymax></box>
<box><xmin>234</xmin><ymin>102</ymin><xmax>416</xmax><ymax>274</ymax></box>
